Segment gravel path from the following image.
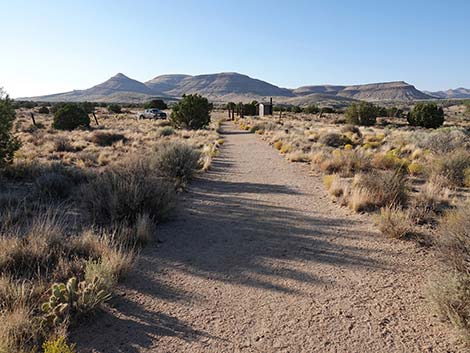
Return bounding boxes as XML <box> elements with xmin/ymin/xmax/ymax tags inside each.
<box><xmin>74</xmin><ymin>122</ymin><xmax>458</xmax><ymax>352</ymax></box>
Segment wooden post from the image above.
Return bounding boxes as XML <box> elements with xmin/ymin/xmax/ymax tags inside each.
<box><xmin>92</xmin><ymin>112</ymin><xmax>99</xmax><ymax>125</ymax></box>
<box><xmin>30</xmin><ymin>112</ymin><xmax>37</xmax><ymax>126</ymax></box>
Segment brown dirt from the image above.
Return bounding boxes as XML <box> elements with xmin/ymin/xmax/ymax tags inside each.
<box><xmin>73</xmin><ymin>122</ymin><xmax>460</xmax><ymax>352</ymax></box>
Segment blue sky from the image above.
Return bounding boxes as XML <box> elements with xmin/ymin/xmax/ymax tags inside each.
<box><xmin>1</xmin><ymin>0</ymin><xmax>469</xmax><ymax>97</ymax></box>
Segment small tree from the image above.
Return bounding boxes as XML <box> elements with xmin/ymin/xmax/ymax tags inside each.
<box><xmin>144</xmin><ymin>99</ymin><xmax>167</xmax><ymax>110</ymax></box>
<box><xmin>80</xmin><ymin>101</ymin><xmax>95</xmax><ymax>114</ymax></box>
<box><xmin>107</xmin><ymin>103</ymin><xmax>122</xmax><ymax>114</ymax></box>
<box><xmin>38</xmin><ymin>106</ymin><xmax>50</xmax><ymax>114</ymax></box>
<box><xmin>290</xmin><ymin>105</ymin><xmax>302</xmax><ymax>113</ymax></box>
<box><xmin>386</xmin><ymin>107</ymin><xmax>404</xmax><ymax>118</ymax></box>
<box><xmin>170</xmin><ymin>94</ymin><xmax>212</xmax><ymax>129</ymax></box>
<box><xmin>243</xmin><ymin>103</ymin><xmax>257</xmax><ymax>116</ymax></box>
<box><xmin>407</xmin><ymin>103</ymin><xmax>444</xmax><ymax>128</ymax></box>
<box><xmin>53</xmin><ymin>103</ymin><xmax>90</xmax><ymax>130</ymax></box>
<box><xmin>0</xmin><ymin>89</ymin><xmax>21</xmax><ymax>167</ymax></box>
<box><xmin>345</xmin><ymin>102</ymin><xmax>378</xmax><ymax>126</ymax></box>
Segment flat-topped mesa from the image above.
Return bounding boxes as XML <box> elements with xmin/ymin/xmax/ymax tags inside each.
<box><xmin>22</xmin><ymin>73</ymin><xmax>450</xmax><ymax>103</ymax></box>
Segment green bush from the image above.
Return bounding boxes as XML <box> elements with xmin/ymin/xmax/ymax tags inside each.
<box><xmin>38</xmin><ymin>106</ymin><xmax>50</xmax><ymax>114</ymax></box>
<box><xmin>144</xmin><ymin>99</ymin><xmax>167</xmax><ymax>110</ymax></box>
<box><xmin>345</xmin><ymin>102</ymin><xmax>378</xmax><ymax>126</ymax></box>
<box><xmin>303</xmin><ymin>105</ymin><xmax>320</xmax><ymax>114</ymax></box>
<box><xmin>170</xmin><ymin>94</ymin><xmax>212</xmax><ymax>129</ymax></box>
<box><xmin>242</xmin><ymin>103</ymin><xmax>257</xmax><ymax>116</ymax></box>
<box><xmin>290</xmin><ymin>105</ymin><xmax>302</xmax><ymax>113</ymax></box>
<box><xmin>386</xmin><ymin>107</ymin><xmax>404</xmax><ymax>118</ymax></box>
<box><xmin>107</xmin><ymin>104</ymin><xmax>122</xmax><ymax>114</ymax></box>
<box><xmin>407</xmin><ymin>103</ymin><xmax>444</xmax><ymax>128</ymax></box>
<box><xmin>52</xmin><ymin>103</ymin><xmax>90</xmax><ymax>130</ymax></box>
<box><xmin>0</xmin><ymin>90</ymin><xmax>21</xmax><ymax>167</ymax></box>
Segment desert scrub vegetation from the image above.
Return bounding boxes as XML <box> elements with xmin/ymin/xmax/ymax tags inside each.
<box><xmin>52</xmin><ymin>103</ymin><xmax>90</xmax><ymax>130</ymax></box>
<box><xmin>234</xmin><ymin>104</ymin><xmax>469</xmax><ymax>239</ymax></box>
<box><xmin>429</xmin><ymin>203</ymin><xmax>470</xmax><ymax>342</ymax></box>
<box><xmin>0</xmin><ymin>89</ymin><xmax>21</xmax><ymax>167</ymax></box>
<box><xmin>0</xmin><ymin>104</ymin><xmax>223</xmax><ymax>351</ymax></box>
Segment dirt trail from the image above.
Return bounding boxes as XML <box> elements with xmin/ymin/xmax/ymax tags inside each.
<box><xmin>74</xmin><ymin>122</ymin><xmax>457</xmax><ymax>352</ymax></box>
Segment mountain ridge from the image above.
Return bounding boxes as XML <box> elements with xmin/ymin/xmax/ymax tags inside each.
<box><xmin>22</xmin><ymin>72</ymin><xmax>454</xmax><ymax>104</ymax></box>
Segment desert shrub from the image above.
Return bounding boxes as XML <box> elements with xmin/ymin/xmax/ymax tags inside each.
<box><xmin>34</xmin><ymin>171</ymin><xmax>74</xmax><ymax>200</ymax></box>
<box><xmin>0</xmin><ymin>90</ymin><xmax>21</xmax><ymax>167</ymax></box>
<box><xmin>52</xmin><ymin>103</ymin><xmax>90</xmax><ymax>130</ymax></box>
<box><xmin>320</xmin><ymin>107</ymin><xmax>335</xmax><ymax>114</ymax></box>
<box><xmin>429</xmin><ymin>204</ymin><xmax>470</xmax><ymax>340</ymax></box>
<box><xmin>386</xmin><ymin>107</ymin><xmax>404</xmax><ymax>118</ymax></box>
<box><xmin>432</xmin><ymin>150</ymin><xmax>470</xmax><ymax>187</ymax></box>
<box><xmin>144</xmin><ymin>99</ymin><xmax>167</xmax><ymax>110</ymax></box>
<box><xmin>159</xmin><ymin>126</ymin><xmax>174</xmax><ymax>136</ymax></box>
<box><xmin>345</xmin><ymin>102</ymin><xmax>378</xmax><ymax>126</ymax></box>
<box><xmin>89</xmin><ymin>132</ymin><xmax>126</xmax><ymax>146</ymax></box>
<box><xmin>371</xmin><ymin>150</ymin><xmax>410</xmax><ymax>172</ymax></box>
<box><xmin>408</xmin><ymin>181</ymin><xmax>450</xmax><ymax>225</ymax></box>
<box><xmin>303</xmin><ymin>105</ymin><xmax>320</xmax><ymax>114</ymax></box>
<box><xmin>80</xmin><ymin>162</ymin><xmax>175</xmax><ymax>226</ymax></box>
<box><xmin>348</xmin><ymin>171</ymin><xmax>408</xmax><ymax>212</ymax></box>
<box><xmin>407</xmin><ymin>103</ymin><xmax>444</xmax><ymax>128</ymax></box>
<box><xmin>107</xmin><ymin>104</ymin><xmax>122</xmax><ymax>114</ymax></box>
<box><xmin>43</xmin><ymin>336</ymin><xmax>76</xmax><ymax>353</ymax></box>
<box><xmin>318</xmin><ymin>132</ymin><xmax>351</xmax><ymax>147</ymax></box>
<box><xmin>243</xmin><ymin>103</ymin><xmax>257</xmax><ymax>116</ymax></box>
<box><xmin>377</xmin><ymin>205</ymin><xmax>414</xmax><ymax>239</ymax></box>
<box><xmin>170</xmin><ymin>94</ymin><xmax>212</xmax><ymax>129</ymax></box>
<box><xmin>290</xmin><ymin>105</ymin><xmax>302</xmax><ymax>113</ymax></box>
<box><xmin>153</xmin><ymin>142</ymin><xmax>202</xmax><ymax>185</ymax></box>
<box><xmin>416</xmin><ymin>128</ymin><xmax>470</xmax><ymax>154</ymax></box>
<box><xmin>38</xmin><ymin>106</ymin><xmax>50</xmax><ymax>114</ymax></box>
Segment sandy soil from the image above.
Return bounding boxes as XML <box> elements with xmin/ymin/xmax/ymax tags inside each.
<box><xmin>73</xmin><ymin>122</ymin><xmax>460</xmax><ymax>352</ymax></box>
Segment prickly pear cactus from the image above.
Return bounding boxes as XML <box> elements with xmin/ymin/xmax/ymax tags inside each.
<box><xmin>42</xmin><ymin>276</ymin><xmax>111</xmax><ymax>327</ymax></box>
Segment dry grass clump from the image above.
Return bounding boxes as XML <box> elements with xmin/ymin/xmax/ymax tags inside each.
<box><xmin>0</xmin><ymin>304</ymin><xmax>40</xmax><ymax>353</ymax></box>
<box><xmin>323</xmin><ymin>175</ymin><xmax>346</xmax><ymax>198</ymax></box>
<box><xmin>347</xmin><ymin>171</ymin><xmax>408</xmax><ymax>212</ymax></box>
<box><xmin>319</xmin><ymin>149</ymin><xmax>371</xmax><ymax>177</ymax></box>
<box><xmin>377</xmin><ymin>205</ymin><xmax>415</xmax><ymax>239</ymax></box>
<box><xmin>432</xmin><ymin>150</ymin><xmax>470</xmax><ymax>187</ymax></box>
<box><xmin>429</xmin><ymin>204</ymin><xmax>470</xmax><ymax>341</ymax></box>
<box><xmin>54</xmin><ymin>137</ymin><xmax>76</xmax><ymax>152</ymax></box>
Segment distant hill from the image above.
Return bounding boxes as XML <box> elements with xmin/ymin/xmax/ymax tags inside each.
<box><xmin>425</xmin><ymin>88</ymin><xmax>470</xmax><ymax>99</ymax></box>
<box><xmin>23</xmin><ymin>72</ymin><xmax>438</xmax><ymax>105</ymax></box>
